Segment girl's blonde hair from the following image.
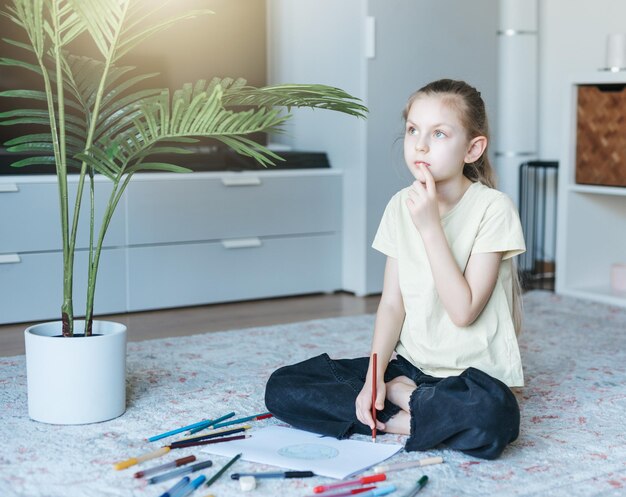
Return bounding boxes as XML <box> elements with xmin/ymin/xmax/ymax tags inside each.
<box><xmin>403</xmin><ymin>79</ymin><xmax>523</xmax><ymax>334</ymax></box>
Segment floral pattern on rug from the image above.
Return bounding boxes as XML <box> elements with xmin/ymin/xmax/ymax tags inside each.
<box><xmin>1</xmin><ymin>291</ymin><xmax>625</xmax><ymax>497</ymax></box>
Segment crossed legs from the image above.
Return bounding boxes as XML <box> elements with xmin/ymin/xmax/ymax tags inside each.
<box><xmin>382</xmin><ymin>375</ymin><xmax>416</xmax><ymax>435</ymax></box>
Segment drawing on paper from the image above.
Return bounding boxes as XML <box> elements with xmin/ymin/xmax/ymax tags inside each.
<box><xmin>277</xmin><ymin>443</ymin><xmax>339</xmax><ymax>460</ymax></box>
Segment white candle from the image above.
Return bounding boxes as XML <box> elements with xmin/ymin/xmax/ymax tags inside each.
<box><xmin>606</xmin><ymin>33</ymin><xmax>626</xmax><ymax>70</ymax></box>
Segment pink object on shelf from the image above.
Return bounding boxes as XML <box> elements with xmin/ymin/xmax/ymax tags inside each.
<box><xmin>611</xmin><ymin>263</ymin><xmax>626</xmax><ymax>293</ymax></box>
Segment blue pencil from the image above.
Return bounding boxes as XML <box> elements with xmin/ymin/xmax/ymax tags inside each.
<box><xmin>212</xmin><ymin>412</ymin><xmax>272</xmax><ymax>430</ymax></box>
<box><xmin>187</xmin><ymin>411</ymin><xmax>236</xmax><ymax>435</ymax></box>
<box><xmin>158</xmin><ymin>476</ymin><xmax>189</xmax><ymax>497</ymax></box>
<box><xmin>147</xmin><ymin>412</ymin><xmax>235</xmax><ymax>442</ymax></box>
<box><xmin>170</xmin><ymin>475</ymin><xmax>206</xmax><ymax>497</ymax></box>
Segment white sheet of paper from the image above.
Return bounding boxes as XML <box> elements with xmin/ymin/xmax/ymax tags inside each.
<box><xmin>200</xmin><ymin>426</ymin><xmax>403</xmax><ymax>479</ymax></box>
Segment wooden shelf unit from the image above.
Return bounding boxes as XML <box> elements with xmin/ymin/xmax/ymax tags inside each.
<box><xmin>555</xmin><ymin>72</ymin><xmax>626</xmax><ymax>307</ymax></box>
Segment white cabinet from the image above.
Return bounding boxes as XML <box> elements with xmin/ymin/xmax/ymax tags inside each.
<box><xmin>0</xmin><ymin>249</ymin><xmax>127</xmax><ymax>324</ymax></box>
<box><xmin>125</xmin><ymin>170</ymin><xmax>342</xmax><ymax>312</ymax></box>
<box><xmin>0</xmin><ymin>169</ymin><xmax>343</xmax><ymax>324</ymax></box>
<box><xmin>0</xmin><ymin>178</ymin><xmax>127</xmax><ymax>324</ymax></box>
<box><xmin>555</xmin><ymin>73</ymin><xmax>626</xmax><ymax>307</ymax></box>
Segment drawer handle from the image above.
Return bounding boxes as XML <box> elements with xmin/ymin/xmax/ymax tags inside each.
<box><xmin>221</xmin><ymin>237</ymin><xmax>262</xmax><ymax>249</ymax></box>
<box><xmin>221</xmin><ymin>176</ymin><xmax>262</xmax><ymax>187</ymax></box>
<box><xmin>0</xmin><ymin>254</ymin><xmax>21</xmax><ymax>264</ymax></box>
<box><xmin>0</xmin><ymin>183</ymin><xmax>19</xmax><ymax>193</ymax></box>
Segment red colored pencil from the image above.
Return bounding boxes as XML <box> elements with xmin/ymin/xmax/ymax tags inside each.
<box><xmin>371</xmin><ymin>353</ymin><xmax>377</xmax><ymax>443</ymax></box>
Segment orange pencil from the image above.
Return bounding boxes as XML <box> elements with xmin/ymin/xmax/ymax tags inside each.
<box><xmin>371</xmin><ymin>353</ymin><xmax>377</xmax><ymax>443</ymax></box>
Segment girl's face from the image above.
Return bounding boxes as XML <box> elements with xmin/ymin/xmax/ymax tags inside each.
<box><xmin>403</xmin><ymin>94</ymin><xmax>477</xmax><ymax>185</ymax></box>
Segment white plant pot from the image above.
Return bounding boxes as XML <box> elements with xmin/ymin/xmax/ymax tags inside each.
<box><xmin>24</xmin><ymin>320</ymin><xmax>127</xmax><ymax>424</ymax></box>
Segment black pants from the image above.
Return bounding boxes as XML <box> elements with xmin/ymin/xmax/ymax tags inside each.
<box><xmin>264</xmin><ymin>353</ymin><xmax>520</xmax><ymax>460</ymax></box>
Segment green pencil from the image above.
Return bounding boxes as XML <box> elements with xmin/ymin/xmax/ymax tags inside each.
<box><xmin>404</xmin><ymin>475</ymin><xmax>429</xmax><ymax>497</ymax></box>
<box><xmin>204</xmin><ymin>453</ymin><xmax>242</xmax><ymax>488</ymax></box>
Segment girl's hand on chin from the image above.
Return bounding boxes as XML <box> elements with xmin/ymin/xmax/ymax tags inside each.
<box><xmin>406</xmin><ymin>163</ymin><xmax>440</xmax><ymax>233</ymax></box>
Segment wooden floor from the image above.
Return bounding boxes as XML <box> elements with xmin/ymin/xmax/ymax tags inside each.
<box><xmin>0</xmin><ymin>292</ymin><xmax>381</xmax><ymax>357</ymax></box>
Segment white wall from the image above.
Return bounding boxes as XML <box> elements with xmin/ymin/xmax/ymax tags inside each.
<box><xmin>364</xmin><ymin>0</ymin><xmax>498</xmax><ymax>293</ymax></box>
<box><xmin>268</xmin><ymin>0</ymin><xmax>498</xmax><ymax>296</ymax></box>
<box><xmin>539</xmin><ymin>0</ymin><xmax>626</xmax><ymax>159</ymax></box>
<box><xmin>268</xmin><ymin>0</ymin><xmax>626</xmax><ymax>296</ymax></box>
<box><xmin>267</xmin><ymin>0</ymin><xmax>368</xmax><ymax>293</ymax></box>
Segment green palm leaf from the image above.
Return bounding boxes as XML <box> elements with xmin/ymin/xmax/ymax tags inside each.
<box><xmin>0</xmin><ymin>55</ymin><xmax>42</xmax><ymax>76</ymax></box>
<box><xmin>3</xmin><ymin>0</ymin><xmax>45</xmax><ymax>57</ymax></box>
<box><xmin>92</xmin><ymin>89</ymin><xmax>162</xmax><ymax>149</ymax></box>
<box><xmin>55</xmin><ymin>1</ymin><xmax>86</xmax><ymax>46</ymax></box>
<box><xmin>129</xmin><ymin>83</ymin><xmax>286</xmax><ymax>153</ymax></box>
<box><xmin>222</xmin><ymin>82</ymin><xmax>368</xmax><ymax>118</ymax></box>
<box><xmin>4</xmin><ymin>132</ymin><xmax>83</xmax><ymax>150</ymax></box>
<box><xmin>6</xmin><ymin>154</ymin><xmax>81</xmax><ymax>170</ymax></box>
<box><xmin>66</xmin><ymin>0</ymin><xmax>126</xmax><ymax>58</ymax></box>
<box><xmin>74</xmin><ymin>148</ymin><xmax>121</xmax><ymax>179</ymax></box>
<box><xmin>0</xmin><ymin>89</ymin><xmax>83</xmax><ymax>112</ymax></box>
<box><xmin>124</xmin><ymin>162</ymin><xmax>192</xmax><ymax>174</ymax></box>
<box><xmin>8</xmin><ymin>155</ymin><xmax>56</xmax><ymax>167</ymax></box>
<box><xmin>0</xmin><ymin>108</ymin><xmax>86</xmax><ymax>138</ymax></box>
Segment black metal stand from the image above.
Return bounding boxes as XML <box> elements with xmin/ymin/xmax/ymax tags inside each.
<box><xmin>518</xmin><ymin>161</ymin><xmax>559</xmax><ymax>290</ymax></box>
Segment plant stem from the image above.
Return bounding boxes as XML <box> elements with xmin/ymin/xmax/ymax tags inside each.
<box><xmin>84</xmin><ymin>173</ymin><xmax>132</xmax><ymax>327</ymax></box>
<box><xmin>50</xmin><ymin>2</ymin><xmax>73</xmax><ymax>336</ymax></box>
<box><xmin>85</xmin><ymin>168</ymin><xmax>95</xmax><ymax>336</ymax></box>
<box><xmin>73</xmin><ymin>1</ymin><xmax>130</xmax><ymax>335</ymax></box>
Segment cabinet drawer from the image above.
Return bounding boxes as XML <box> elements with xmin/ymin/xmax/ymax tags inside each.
<box><xmin>127</xmin><ymin>234</ymin><xmax>341</xmax><ymax>311</ymax></box>
<box><xmin>126</xmin><ymin>173</ymin><xmax>341</xmax><ymax>245</ymax></box>
<box><xmin>0</xmin><ymin>248</ymin><xmax>127</xmax><ymax>324</ymax></box>
<box><xmin>0</xmin><ymin>181</ymin><xmax>125</xmax><ymax>253</ymax></box>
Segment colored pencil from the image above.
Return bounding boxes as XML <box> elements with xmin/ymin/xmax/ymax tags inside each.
<box><xmin>314</xmin><ymin>473</ymin><xmax>386</xmax><ymax>493</ymax></box>
<box><xmin>170</xmin><ymin>426</ymin><xmax>250</xmax><ymax>448</ymax></box>
<box><xmin>305</xmin><ymin>486</ymin><xmax>377</xmax><ymax>497</ymax></box>
<box><xmin>169</xmin><ymin>434</ymin><xmax>249</xmax><ymax>450</ymax></box>
<box><xmin>403</xmin><ymin>476</ymin><xmax>428</xmax><ymax>497</ymax></box>
<box><xmin>170</xmin><ymin>474</ymin><xmax>206</xmax><ymax>497</ymax></box>
<box><xmin>134</xmin><ymin>455</ymin><xmax>197</xmax><ymax>478</ymax></box>
<box><xmin>357</xmin><ymin>485</ymin><xmax>396</xmax><ymax>497</ymax></box>
<box><xmin>211</xmin><ymin>412</ymin><xmax>273</xmax><ymax>430</ymax></box>
<box><xmin>373</xmin><ymin>456</ymin><xmax>443</xmax><ymax>473</ymax></box>
<box><xmin>172</xmin><ymin>425</ymin><xmax>252</xmax><ymax>443</ymax></box>
<box><xmin>231</xmin><ymin>470</ymin><xmax>315</xmax><ymax>480</ymax></box>
<box><xmin>148</xmin><ymin>459</ymin><xmax>213</xmax><ymax>485</ymax></box>
<box><xmin>204</xmin><ymin>453</ymin><xmax>242</xmax><ymax>488</ymax></box>
<box><xmin>187</xmin><ymin>411</ymin><xmax>237</xmax><ymax>435</ymax></box>
<box><xmin>372</xmin><ymin>352</ymin><xmax>378</xmax><ymax>443</ymax></box>
<box><xmin>114</xmin><ymin>446</ymin><xmax>170</xmax><ymax>470</ymax></box>
<box><xmin>158</xmin><ymin>476</ymin><xmax>190</xmax><ymax>497</ymax></box>
<box><xmin>147</xmin><ymin>411</ymin><xmax>235</xmax><ymax>442</ymax></box>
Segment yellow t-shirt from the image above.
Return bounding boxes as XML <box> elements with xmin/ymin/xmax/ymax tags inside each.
<box><xmin>372</xmin><ymin>181</ymin><xmax>526</xmax><ymax>387</ymax></box>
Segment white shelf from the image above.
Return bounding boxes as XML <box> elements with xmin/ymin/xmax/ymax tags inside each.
<box><xmin>555</xmin><ymin>73</ymin><xmax>626</xmax><ymax>308</ymax></box>
<box><xmin>568</xmin><ymin>184</ymin><xmax>626</xmax><ymax>196</ymax></box>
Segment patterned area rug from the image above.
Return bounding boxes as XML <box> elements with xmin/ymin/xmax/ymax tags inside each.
<box><xmin>1</xmin><ymin>291</ymin><xmax>625</xmax><ymax>497</ymax></box>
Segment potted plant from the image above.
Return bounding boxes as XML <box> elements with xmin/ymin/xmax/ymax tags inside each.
<box><xmin>1</xmin><ymin>0</ymin><xmax>366</xmax><ymax>424</ymax></box>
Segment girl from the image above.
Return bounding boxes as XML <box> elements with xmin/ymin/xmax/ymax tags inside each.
<box><xmin>265</xmin><ymin>79</ymin><xmax>526</xmax><ymax>460</ymax></box>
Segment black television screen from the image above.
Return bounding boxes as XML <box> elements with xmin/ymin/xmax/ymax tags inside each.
<box><xmin>0</xmin><ymin>0</ymin><xmax>267</xmax><ymax>171</ymax></box>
